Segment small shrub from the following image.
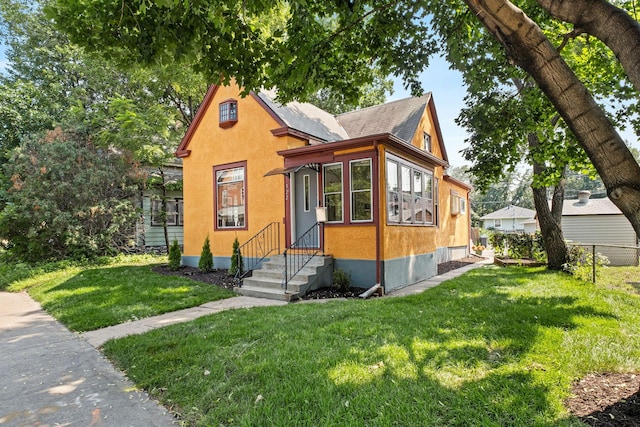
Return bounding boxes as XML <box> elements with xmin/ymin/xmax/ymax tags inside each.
<box><xmin>198</xmin><ymin>235</ymin><xmax>214</xmax><ymax>272</ymax></box>
<box><xmin>168</xmin><ymin>239</ymin><xmax>181</xmax><ymax>271</ymax></box>
<box><xmin>229</xmin><ymin>237</ymin><xmax>243</xmax><ymax>276</ymax></box>
<box><xmin>490</xmin><ymin>231</ymin><xmax>546</xmax><ymax>261</ymax></box>
<box><xmin>563</xmin><ymin>245</ymin><xmax>610</xmax><ymax>282</ymax></box>
<box><xmin>332</xmin><ymin>268</ymin><xmax>351</xmax><ymax>293</ymax></box>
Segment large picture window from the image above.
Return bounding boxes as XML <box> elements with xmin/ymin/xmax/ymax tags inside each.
<box><xmin>386</xmin><ymin>155</ymin><xmax>434</xmax><ymax>225</ymax></box>
<box><xmin>215</xmin><ymin>165</ymin><xmax>245</xmax><ymax>229</ymax></box>
<box><xmin>323</xmin><ymin>163</ymin><xmax>343</xmax><ymax>222</ymax></box>
<box><xmin>350</xmin><ymin>159</ymin><xmax>372</xmax><ymax>222</ymax></box>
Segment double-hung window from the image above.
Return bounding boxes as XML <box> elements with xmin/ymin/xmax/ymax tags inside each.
<box><xmin>323</xmin><ymin>163</ymin><xmax>343</xmax><ymax>222</ymax></box>
<box><xmin>386</xmin><ymin>155</ymin><xmax>434</xmax><ymax>225</ymax></box>
<box><xmin>350</xmin><ymin>159</ymin><xmax>372</xmax><ymax>222</ymax></box>
<box><xmin>151</xmin><ymin>199</ymin><xmax>183</xmax><ymax>226</ymax></box>
<box><xmin>215</xmin><ymin>164</ymin><xmax>246</xmax><ymax>229</ymax></box>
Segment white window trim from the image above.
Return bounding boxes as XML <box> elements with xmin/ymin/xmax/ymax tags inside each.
<box><xmin>386</xmin><ymin>153</ymin><xmax>434</xmax><ymax>226</ymax></box>
<box><xmin>303</xmin><ymin>174</ymin><xmax>311</xmax><ymax>212</ymax></box>
<box><xmin>349</xmin><ymin>158</ymin><xmax>373</xmax><ymax>223</ymax></box>
<box><xmin>323</xmin><ymin>162</ymin><xmax>344</xmax><ymax>223</ymax></box>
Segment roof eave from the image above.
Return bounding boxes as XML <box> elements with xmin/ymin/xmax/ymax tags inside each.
<box><xmin>174</xmin><ymin>85</ymin><xmax>219</xmax><ymax>158</ymax></box>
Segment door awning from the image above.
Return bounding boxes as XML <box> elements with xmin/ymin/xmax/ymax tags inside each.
<box><xmin>264</xmin><ymin>163</ymin><xmax>319</xmax><ymax>177</ymax></box>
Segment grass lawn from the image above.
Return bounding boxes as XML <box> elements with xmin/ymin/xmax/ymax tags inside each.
<box><xmin>4</xmin><ymin>254</ymin><xmax>235</xmax><ymax>332</ymax></box>
<box><xmin>102</xmin><ymin>266</ymin><xmax>640</xmax><ymax>426</ymax></box>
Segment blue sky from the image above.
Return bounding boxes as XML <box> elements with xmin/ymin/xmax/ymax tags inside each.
<box><xmin>389</xmin><ymin>55</ymin><xmax>469</xmax><ymax>168</ymax></box>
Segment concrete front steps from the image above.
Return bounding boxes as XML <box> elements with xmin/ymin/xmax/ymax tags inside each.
<box><xmin>234</xmin><ymin>254</ymin><xmax>333</xmax><ymax>301</ymax></box>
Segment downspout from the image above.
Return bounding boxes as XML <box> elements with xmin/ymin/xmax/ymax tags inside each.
<box><xmin>374</xmin><ymin>141</ymin><xmax>381</xmax><ymax>285</ymax></box>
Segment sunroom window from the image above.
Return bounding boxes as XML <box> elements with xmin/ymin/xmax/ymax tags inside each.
<box><xmin>350</xmin><ymin>159</ymin><xmax>372</xmax><ymax>222</ymax></box>
<box><xmin>323</xmin><ymin>163</ymin><xmax>343</xmax><ymax>222</ymax></box>
<box><xmin>386</xmin><ymin>154</ymin><xmax>434</xmax><ymax>225</ymax></box>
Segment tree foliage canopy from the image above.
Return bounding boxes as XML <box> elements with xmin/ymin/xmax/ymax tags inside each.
<box><xmin>40</xmin><ymin>0</ymin><xmax>640</xmax><ymax>238</ymax></box>
<box><xmin>0</xmin><ymin>128</ymin><xmax>140</xmax><ymax>261</ymax></box>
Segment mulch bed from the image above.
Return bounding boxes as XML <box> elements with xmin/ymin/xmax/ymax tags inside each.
<box><xmin>494</xmin><ymin>257</ymin><xmax>546</xmax><ymax>267</ymax></box>
<box><xmin>152</xmin><ymin>265</ymin><xmax>238</xmax><ymax>290</ymax></box>
<box><xmin>153</xmin><ymin>259</ymin><xmax>640</xmax><ymax>425</ymax></box>
<box><xmin>566</xmin><ymin>373</ymin><xmax>640</xmax><ymax>426</ymax></box>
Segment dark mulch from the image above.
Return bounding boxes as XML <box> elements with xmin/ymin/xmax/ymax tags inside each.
<box><xmin>152</xmin><ymin>265</ymin><xmax>238</xmax><ymax>290</ymax></box>
<box><xmin>437</xmin><ymin>255</ymin><xmax>485</xmax><ymax>275</ymax></box>
<box><xmin>153</xmin><ymin>260</ymin><xmax>639</xmax><ymax>425</ymax></box>
<box><xmin>566</xmin><ymin>373</ymin><xmax>640</xmax><ymax>426</ymax></box>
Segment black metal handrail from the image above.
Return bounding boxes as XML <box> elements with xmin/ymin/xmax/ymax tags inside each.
<box><xmin>283</xmin><ymin>222</ymin><xmax>323</xmax><ymax>292</ymax></box>
<box><xmin>234</xmin><ymin>222</ymin><xmax>280</xmax><ymax>280</ymax></box>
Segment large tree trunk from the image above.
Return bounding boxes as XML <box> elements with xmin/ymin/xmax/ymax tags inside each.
<box><xmin>530</xmin><ymin>132</ymin><xmax>568</xmax><ymax>269</ymax></box>
<box><xmin>537</xmin><ymin>0</ymin><xmax>640</xmax><ymax>94</ymax></box>
<box><xmin>462</xmin><ymin>0</ymin><xmax>640</xmax><ymax>239</ymax></box>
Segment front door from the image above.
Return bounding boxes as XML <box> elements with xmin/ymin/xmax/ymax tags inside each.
<box><xmin>293</xmin><ymin>168</ymin><xmax>319</xmax><ymax>247</ymax></box>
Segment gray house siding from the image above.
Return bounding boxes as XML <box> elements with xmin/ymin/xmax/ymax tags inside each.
<box><xmin>562</xmin><ymin>214</ymin><xmax>637</xmax><ymax>266</ymax></box>
<box><xmin>136</xmin><ymin>190</ymin><xmax>184</xmax><ymax>248</ymax></box>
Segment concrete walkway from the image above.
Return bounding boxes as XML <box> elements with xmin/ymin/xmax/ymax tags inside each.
<box><xmin>82</xmin><ymin>256</ymin><xmax>494</xmax><ymax>347</ymax></box>
<box><xmin>82</xmin><ymin>296</ymin><xmax>287</xmax><ymax>347</ymax></box>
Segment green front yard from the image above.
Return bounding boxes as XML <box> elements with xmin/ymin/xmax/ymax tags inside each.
<box><xmin>4</xmin><ymin>256</ymin><xmax>639</xmax><ymax>425</ymax></box>
<box><xmin>103</xmin><ymin>265</ymin><xmax>638</xmax><ymax>426</ymax></box>
<box><xmin>3</xmin><ymin>254</ymin><xmax>234</xmax><ymax>332</ymax></box>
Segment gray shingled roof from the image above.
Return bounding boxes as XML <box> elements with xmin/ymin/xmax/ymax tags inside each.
<box><xmin>258</xmin><ymin>90</ymin><xmax>433</xmax><ymax>144</ymax></box>
<box><xmin>480</xmin><ymin>205</ymin><xmax>536</xmax><ymax>220</ymax></box>
<box><xmin>257</xmin><ymin>90</ymin><xmax>349</xmax><ymax>142</ymax></box>
<box><xmin>562</xmin><ymin>197</ymin><xmax>621</xmax><ymax>216</ymax></box>
<box><xmin>336</xmin><ymin>94</ymin><xmax>432</xmax><ymax>143</ymax></box>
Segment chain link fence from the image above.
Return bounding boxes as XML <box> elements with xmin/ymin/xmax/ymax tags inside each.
<box><xmin>566</xmin><ymin>242</ymin><xmax>640</xmax><ymax>284</ymax></box>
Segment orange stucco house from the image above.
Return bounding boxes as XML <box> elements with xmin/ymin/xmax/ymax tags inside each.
<box><xmin>176</xmin><ymin>83</ymin><xmax>471</xmax><ymax>299</ymax></box>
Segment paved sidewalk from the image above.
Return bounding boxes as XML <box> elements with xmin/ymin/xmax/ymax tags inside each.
<box><xmin>0</xmin><ymin>292</ymin><xmax>177</xmax><ymax>426</ymax></box>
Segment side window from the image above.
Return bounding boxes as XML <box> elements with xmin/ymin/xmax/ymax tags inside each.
<box><xmin>386</xmin><ymin>160</ymin><xmax>400</xmax><ymax>223</ymax></box>
<box><xmin>386</xmin><ymin>153</ymin><xmax>433</xmax><ymax>225</ymax></box>
<box><xmin>215</xmin><ymin>165</ymin><xmax>246</xmax><ymax>229</ymax></box>
<box><xmin>151</xmin><ymin>199</ymin><xmax>181</xmax><ymax>226</ymax></box>
<box><xmin>323</xmin><ymin>163</ymin><xmax>343</xmax><ymax>222</ymax></box>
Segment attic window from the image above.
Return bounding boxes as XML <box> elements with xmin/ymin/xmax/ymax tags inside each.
<box><xmin>219</xmin><ymin>100</ymin><xmax>238</xmax><ymax>128</ymax></box>
<box><xmin>423</xmin><ymin>133</ymin><xmax>432</xmax><ymax>152</ymax></box>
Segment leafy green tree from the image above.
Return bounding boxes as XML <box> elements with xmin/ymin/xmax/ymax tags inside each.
<box><xmin>307</xmin><ymin>71</ymin><xmax>393</xmax><ymax>114</ymax></box>
<box><xmin>0</xmin><ymin>0</ymin><xmax>207</xmax><ymax>250</ymax></box>
<box><xmin>0</xmin><ymin>128</ymin><xmax>139</xmax><ymax>261</ymax></box>
<box><xmin>47</xmin><ymin>0</ymin><xmax>640</xmax><ymax>237</ymax></box>
<box><xmin>198</xmin><ymin>235</ymin><xmax>213</xmax><ymax>273</ymax></box>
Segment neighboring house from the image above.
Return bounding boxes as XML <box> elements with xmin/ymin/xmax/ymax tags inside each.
<box><xmin>480</xmin><ymin>205</ymin><xmax>536</xmax><ymax>232</ymax></box>
<box><xmin>175</xmin><ymin>83</ymin><xmax>471</xmax><ymax>296</ymax></box>
<box><xmin>135</xmin><ymin>162</ymin><xmax>184</xmax><ymax>249</ymax></box>
<box><xmin>562</xmin><ymin>191</ymin><xmax>638</xmax><ymax>266</ymax></box>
